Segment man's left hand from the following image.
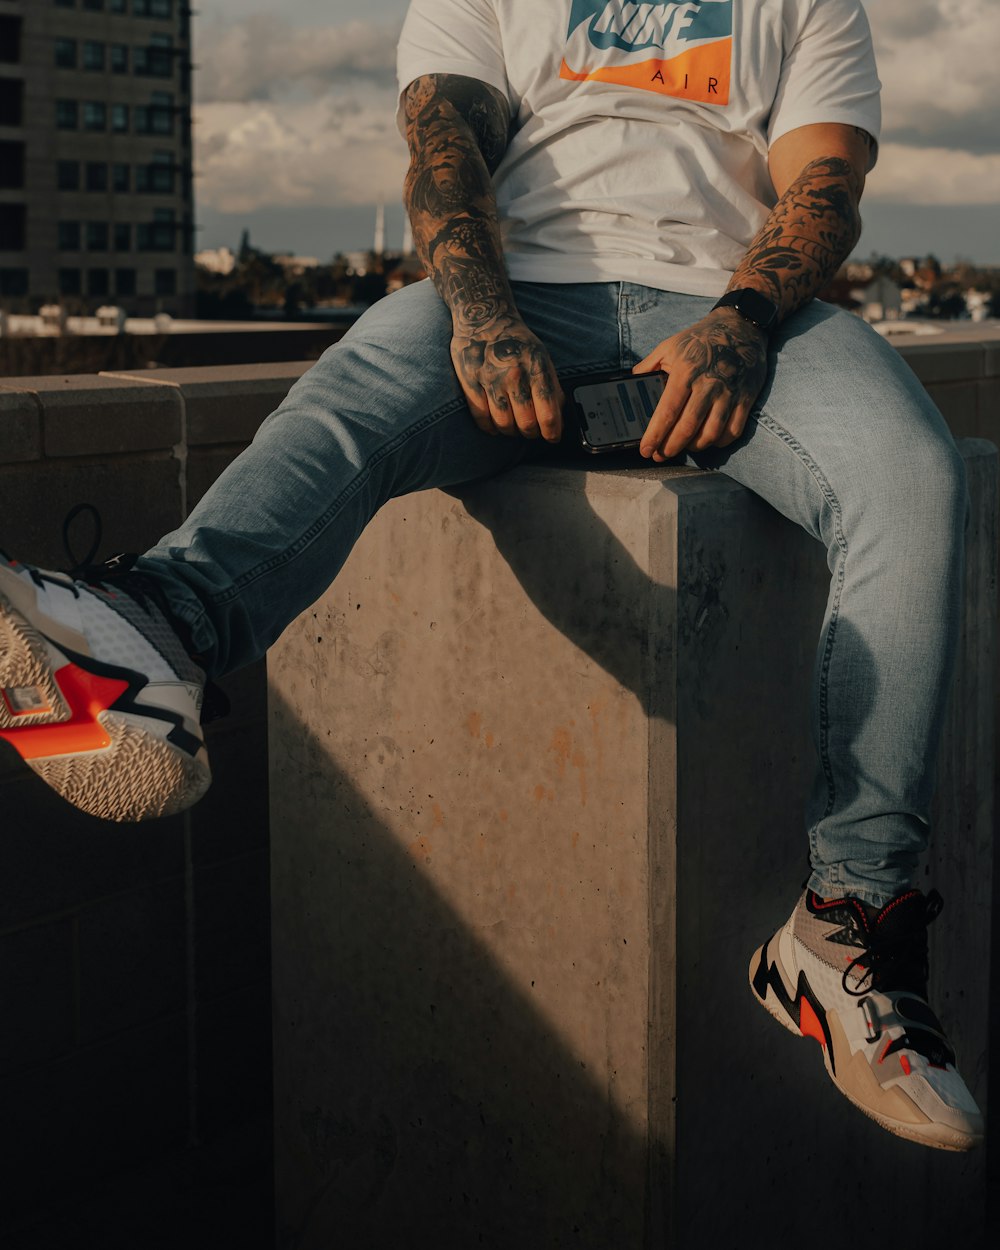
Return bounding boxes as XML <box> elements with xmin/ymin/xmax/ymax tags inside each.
<box><xmin>634</xmin><ymin>307</ymin><xmax>769</xmax><ymax>460</ymax></box>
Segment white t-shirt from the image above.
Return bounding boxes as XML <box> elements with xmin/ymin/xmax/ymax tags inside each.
<box><xmin>397</xmin><ymin>0</ymin><xmax>881</xmax><ymax>296</ymax></box>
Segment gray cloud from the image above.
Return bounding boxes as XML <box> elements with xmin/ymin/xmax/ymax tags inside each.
<box><xmin>194</xmin><ymin>14</ymin><xmax>402</xmax><ymax>103</ymax></box>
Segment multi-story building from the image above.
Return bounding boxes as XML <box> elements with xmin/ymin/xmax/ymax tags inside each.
<box><xmin>0</xmin><ymin>0</ymin><xmax>195</xmax><ymax>316</ymax></box>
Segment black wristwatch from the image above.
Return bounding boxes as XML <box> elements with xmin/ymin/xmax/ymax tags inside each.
<box><xmin>712</xmin><ymin>288</ymin><xmax>780</xmax><ymax>334</ymax></box>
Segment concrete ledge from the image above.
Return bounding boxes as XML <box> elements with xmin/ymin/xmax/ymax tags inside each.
<box><xmin>0</xmin><ymin>391</ymin><xmax>42</xmax><ymax>465</ymax></box>
<box><xmin>0</xmin><ymin>374</ymin><xmax>182</xmax><ymax>458</ymax></box>
<box><xmin>268</xmin><ymin>441</ymin><xmax>995</xmax><ymax>1245</ymax></box>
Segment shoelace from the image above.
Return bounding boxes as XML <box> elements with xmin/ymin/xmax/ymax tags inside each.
<box><xmin>841</xmin><ymin>888</ymin><xmax>943</xmax><ymax>998</ymax></box>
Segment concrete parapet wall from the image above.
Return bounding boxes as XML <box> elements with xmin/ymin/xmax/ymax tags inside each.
<box><xmin>0</xmin><ymin>331</ymin><xmax>997</xmax><ymax>1242</ymax></box>
<box><xmin>268</xmin><ymin>443</ymin><xmax>995</xmax><ymax>1247</ymax></box>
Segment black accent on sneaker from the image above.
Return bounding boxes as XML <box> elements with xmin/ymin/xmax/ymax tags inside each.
<box><xmin>54</xmin><ymin>640</ymin><xmax>203</xmax><ymax>760</ymax></box>
<box><xmin>881</xmin><ymin>1030</ymin><xmax>956</xmax><ymax>1069</ymax></box>
<box><xmin>751</xmin><ymin>943</ymin><xmax>836</xmax><ymax>1072</ymax></box>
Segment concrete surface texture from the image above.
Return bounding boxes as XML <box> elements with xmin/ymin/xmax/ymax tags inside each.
<box><xmin>268</xmin><ymin>443</ymin><xmax>995</xmax><ymax>1248</ymax></box>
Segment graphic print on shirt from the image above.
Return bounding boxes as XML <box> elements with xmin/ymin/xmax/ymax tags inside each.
<box><xmin>560</xmin><ymin>0</ymin><xmax>732</xmax><ymax>105</ymax></box>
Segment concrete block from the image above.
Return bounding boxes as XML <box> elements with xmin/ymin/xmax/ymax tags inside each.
<box><xmin>0</xmin><ymin>1015</ymin><xmax>188</xmax><ymax>1224</ymax></box>
<box><xmin>103</xmin><ymin>362</ymin><xmax>312</xmax><ymax>446</ymax></box>
<box><xmin>196</xmin><ymin>982</ymin><xmax>272</xmax><ymax>1141</ymax></box>
<box><xmin>0</xmin><ymin>767</ymin><xmax>185</xmax><ymax>931</ymax></box>
<box><xmin>925</xmin><ymin>380</ymin><xmax>982</xmax><ymax>441</ymax></box>
<box><xmin>0</xmin><ymin>919</ymin><xmax>74</xmax><ymax>1073</ymax></box>
<box><xmin>76</xmin><ymin>880</ymin><xmax>187</xmax><ymax>1045</ymax></box>
<box><xmin>194</xmin><ymin>851</ymin><xmax>270</xmax><ymax>1002</ymax></box>
<box><xmin>978</xmin><ymin>377</ymin><xmax>1000</xmax><ymax>434</ymax></box>
<box><xmin>0</xmin><ymin>391</ymin><xmax>42</xmax><ymax>464</ymax></box>
<box><xmin>897</xmin><ymin>341</ymin><xmax>986</xmax><ymax>385</ymax></box>
<box><xmin>0</xmin><ymin>454</ymin><xmax>182</xmax><ymax>568</ymax></box>
<box><xmin>192</xmin><ymin>721</ymin><xmax>270</xmax><ymax>867</ymax></box>
<box><xmin>269</xmin><ymin>444</ymin><xmax>994</xmax><ymax>1247</ymax></box>
<box><xmin>0</xmin><ymin>374</ymin><xmax>182</xmax><ymax>458</ymax></box>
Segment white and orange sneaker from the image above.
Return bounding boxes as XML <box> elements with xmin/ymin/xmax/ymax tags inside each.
<box><xmin>750</xmin><ymin>888</ymin><xmax>983</xmax><ymax>1151</ymax></box>
<box><xmin>0</xmin><ymin>552</ymin><xmax>210</xmax><ymax>822</ymax></box>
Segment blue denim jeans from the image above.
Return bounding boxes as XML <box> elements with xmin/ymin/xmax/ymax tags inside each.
<box><xmin>138</xmin><ymin>280</ymin><xmax>967</xmax><ymax>907</ymax></box>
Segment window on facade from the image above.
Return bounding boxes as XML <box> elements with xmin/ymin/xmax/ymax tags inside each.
<box><xmin>55</xmin><ymin>39</ymin><xmax>77</xmax><ymax>70</ymax></box>
<box><xmin>59</xmin><ymin>268</ymin><xmax>82</xmax><ymax>295</ymax></box>
<box><xmin>88</xmin><ymin>268</ymin><xmax>110</xmax><ymax>296</ymax></box>
<box><xmin>56</xmin><ymin>99</ymin><xmax>78</xmax><ymax>129</ymax></box>
<box><xmin>114</xmin><ymin>222</ymin><xmax>131</xmax><ymax>250</ymax></box>
<box><xmin>137</xmin><ymin>219</ymin><xmax>173</xmax><ymax>251</ymax></box>
<box><xmin>58</xmin><ymin>221</ymin><xmax>81</xmax><ymax>250</ymax></box>
<box><xmin>111</xmin><ymin>103</ymin><xmax>128</xmax><ymax>132</ymax></box>
<box><xmin>57</xmin><ymin>160</ymin><xmax>80</xmax><ymax>191</ymax></box>
<box><xmin>135</xmin><ymin>38</ymin><xmax>173</xmax><ymax>78</ymax></box>
<box><xmin>85</xmin><ymin>162</ymin><xmax>107</xmax><ymax>192</ymax></box>
<box><xmin>86</xmin><ymin>222</ymin><xmax>109</xmax><ymax>251</ymax></box>
<box><xmin>83</xmin><ymin>42</ymin><xmax>105</xmax><ymax>72</ymax></box>
<box><xmin>115</xmin><ymin>267</ymin><xmax>136</xmax><ymax>295</ymax></box>
<box><xmin>55</xmin><ymin>2</ymin><xmax>76</xmax><ymax>10</ymax></box>
<box><xmin>0</xmin><ymin>78</ymin><xmax>23</xmax><ymax>126</ymax></box>
<box><xmin>83</xmin><ymin>1</ymin><xmax>106</xmax><ymax>12</ymax></box>
<box><xmin>112</xmin><ymin>163</ymin><xmax>129</xmax><ymax>192</ymax></box>
<box><xmin>83</xmin><ymin>102</ymin><xmax>107</xmax><ymax>132</ymax></box>
<box><xmin>0</xmin><ymin>268</ymin><xmax>29</xmax><ymax>297</ymax></box>
<box><xmin>111</xmin><ymin>0</ymin><xmax>127</xmax><ymax>12</ymax></box>
<box><xmin>0</xmin><ymin>203</ymin><xmax>26</xmax><ymax>250</ymax></box>
<box><xmin>134</xmin><ymin>0</ymin><xmax>173</xmax><ymax>17</ymax></box>
<box><xmin>154</xmin><ymin>267</ymin><xmax>176</xmax><ymax>296</ymax></box>
<box><xmin>111</xmin><ymin>44</ymin><xmax>128</xmax><ymax>73</ymax></box>
<box><xmin>0</xmin><ymin>17</ymin><xmax>23</xmax><ymax>65</ymax></box>
<box><xmin>0</xmin><ymin>141</ymin><xmax>25</xmax><ymax>189</ymax></box>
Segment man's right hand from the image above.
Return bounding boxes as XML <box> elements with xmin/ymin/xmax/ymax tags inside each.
<box><xmin>451</xmin><ymin>316</ymin><xmax>564</xmax><ymax>442</ymax></box>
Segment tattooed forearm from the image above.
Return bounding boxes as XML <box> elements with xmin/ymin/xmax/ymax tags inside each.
<box><xmin>728</xmin><ymin>155</ymin><xmax>863</xmax><ymax>317</ymax></box>
<box><xmin>403</xmin><ymin>74</ymin><xmax>516</xmax><ymax>333</ymax></box>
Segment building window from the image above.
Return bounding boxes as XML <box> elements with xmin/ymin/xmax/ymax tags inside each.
<box><xmin>0</xmin><ymin>203</ymin><xmax>26</xmax><ymax>250</ymax></box>
<box><xmin>0</xmin><ymin>141</ymin><xmax>25</xmax><ymax>189</ymax></box>
<box><xmin>56</xmin><ymin>99</ymin><xmax>78</xmax><ymax>129</ymax></box>
<box><xmin>0</xmin><ymin>78</ymin><xmax>24</xmax><ymax>127</ymax></box>
<box><xmin>137</xmin><ymin>219</ymin><xmax>173</xmax><ymax>251</ymax></box>
<box><xmin>0</xmin><ymin>17</ymin><xmax>23</xmax><ymax>65</ymax></box>
<box><xmin>135</xmin><ymin>103</ymin><xmax>173</xmax><ymax>136</ymax></box>
<box><xmin>55</xmin><ymin>2</ymin><xmax>76</xmax><ymax>10</ymax></box>
<box><xmin>111</xmin><ymin>103</ymin><xmax>129</xmax><ymax>132</ymax></box>
<box><xmin>83</xmin><ymin>42</ymin><xmax>106</xmax><ymax>72</ymax></box>
<box><xmin>135</xmin><ymin>1</ymin><xmax>174</xmax><ymax>17</ymax></box>
<box><xmin>114</xmin><ymin>222</ymin><xmax>131</xmax><ymax>250</ymax></box>
<box><xmin>115</xmin><ymin>267</ymin><xmax>136</xmax><ymax>295</ymax></box>
<box><xmin>83</xmin><ymin>1</ymin><xmax>106</xmax><ymax>11</ymax></box>
<box><xmin>111</xmin><ymin>0</ymin><xmax>127</xmax><ymax>12</ymax></box>
<box><xmin>57</xmin><ymin>160</ymin><xmax>80</xmax><ymax>190</ymax></box>
<box><xmin>154</xmin><ymin>268</ymin><xmax>176</xmax><ymax>296</ymax></box>
<box><xmin>86</xmin><ymin>162</ymin><xmax>108</xmax><ymax>192</ymax></box>
<box><xmin>112</xmin><ymin>162</ymin><xmax>129</xmax><ymax>192</ymax></box>
<box><xmin>88</xmin><ymin>268</ymin><xmax>110</xmax><ymax>296</ymax></box>
<box><xmin>111</xmin><ymin>44</ymin><xmax>128</xmax><ymax>74</ymax></box>
<box><xmin>136</xmin><ymin>151</ymin><xmax>174</xmax><ymax>194</ymax></box>
<box><xmin>59</xmin><ymin>268</ymin><xmax>82</xmax><ymax>295</ymax></box>
<box><xmin>83</xmin><ymin>102</ymin><xmax>107</xmax><ymax>131</ymax></box>
<box><xmin>86</xmin><ymin>222</ymin><xmax>109</xmax><ymax>251</ymax></box>
<box><xmin>55</xmin><ymin>39</ymin><xmax>77</xmax><ymax>70</ymax></box>
<box><xmin>0</xmin><ymin>268</ymin><xmax>29</xmax><ymax>297</ymax></box>
<box><xmin>58</xmin><ymin>221</ymin><xmax>81</xmax><ymax>250</ymax></box>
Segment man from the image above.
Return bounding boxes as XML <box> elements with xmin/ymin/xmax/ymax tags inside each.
<box><xmin>0</xmin><ymin>0</ymin><xmax>983</xmax><ymax>1149</ymax></box>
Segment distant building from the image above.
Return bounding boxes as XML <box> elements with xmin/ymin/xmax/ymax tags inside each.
<box><xmin>273</xmin><ymin>253</ymin><xmax>320</xmax><ymax>276</ymax></box>
<box><xmin>860</xmin><ymin>273</ymin><xmax>902</xmax><ymax>323</ymax></box>
<box><xmin>0</xmin><ymin>0</ymin><xmax>195</xmax><ymax>316</ymax></box>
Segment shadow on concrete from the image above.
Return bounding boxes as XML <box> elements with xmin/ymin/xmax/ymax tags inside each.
<box><xmin>269</xmin><ymin>684</ymin><xmax>653</xmax><ymax>1250</ymax></box>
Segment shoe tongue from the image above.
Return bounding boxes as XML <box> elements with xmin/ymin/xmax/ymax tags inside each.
<box><xmin>872</xmin><ymin>889</ymin><xmax>925</xmax><ymax>938</ymax></box>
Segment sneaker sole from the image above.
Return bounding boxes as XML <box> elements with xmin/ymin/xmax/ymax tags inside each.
<box><xmin>0</xmin><ymin>582</ymin><xmax>210</xmax><ymax>822</ymax></box>
<box><xmin>749</xmin><ymin>940</ymin><xmax>980</xmax><ymax>1152</ymax></box>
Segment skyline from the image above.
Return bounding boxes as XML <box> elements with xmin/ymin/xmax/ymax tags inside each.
<box><xmin>192</xmin><ymin>1</ymin><xmax>1000</xmax><ymax>264</ymax></box>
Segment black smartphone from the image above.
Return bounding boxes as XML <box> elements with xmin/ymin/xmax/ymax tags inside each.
<box><xmin>565</xmin><ymin>369</ymin><xmax>668</xmax><ymax>454</ymax></box>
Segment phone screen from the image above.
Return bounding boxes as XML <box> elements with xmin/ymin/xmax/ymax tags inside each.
<box><xmin>573</xmin><ymin>372</ymin><xmax>667</xmax><ymax>451</ymax></box>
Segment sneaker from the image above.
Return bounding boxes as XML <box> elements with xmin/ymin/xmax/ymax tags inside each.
<box><xmin>0</xmin><ymin>552</ymin><xmax>211</xmax><ymax>822</ymax></box>
<box><xmin>749</xmin><ymin>888</ymin><xmax>983</xmax><ymax>1151</ymax></box>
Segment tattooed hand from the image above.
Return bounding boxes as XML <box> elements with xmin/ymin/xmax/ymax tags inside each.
<box><xmin>634</xmin><ymin>308</ymin><xmax>768</xmax><ymax>460</ymax></box>
<box><xmin>451</xmin><ymin>314</ymin><xmax>563</xmax><ymax>441</ymax></box>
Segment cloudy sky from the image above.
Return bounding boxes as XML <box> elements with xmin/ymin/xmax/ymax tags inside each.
<box><xmin>193</xmin><ymin>0</ymin><xmax>1000</xmax><ymax>263</ymax></box>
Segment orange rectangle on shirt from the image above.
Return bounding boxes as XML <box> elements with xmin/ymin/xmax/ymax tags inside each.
<box><xmin>560</xmin><ymin>36</ymin><xmax>731</xmax><ymax>106</ymax></box>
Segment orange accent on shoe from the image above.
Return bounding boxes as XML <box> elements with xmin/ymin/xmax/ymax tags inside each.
<box><xmin>799</xmin><ymin>997</ymin><xmax>826</xmax><ymax>1047</ymax></box>
<box><xmin>0</xmin><ymin>663</ymin><xmax>129</xmax><ymax>760</ymax></box>
<box><xmin>900</xmin><ymin>1054</ymin><xmax>912</xmax><ymax>1076</ymax></box>
<box><xmin>878</xmin><ymin>1038</ymin><xmax>894</xmax><ymax>1065</ymax></box>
